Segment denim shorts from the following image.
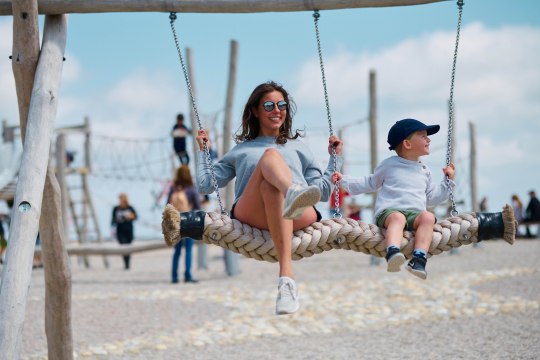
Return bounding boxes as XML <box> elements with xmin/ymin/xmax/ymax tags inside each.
<box><xmin>230</xmin><ymin>202</ymin><xmax>322</xmax><ymax>222</ymax></box>
<box><xmin>376</xmin><ymin>208</ymin><xmax>424</xmax><ymax>230</ymax></box>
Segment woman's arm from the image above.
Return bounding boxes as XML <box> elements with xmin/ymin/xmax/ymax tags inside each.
<box><xmin>195</xmin><ymin>129</ymin><xmax>236</xmax><ymax>194</ymax></box>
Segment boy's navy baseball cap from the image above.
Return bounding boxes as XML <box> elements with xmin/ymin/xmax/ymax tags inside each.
<box><xmin>387</xmin><ymin>118</ymin><xmax>440</xmax><ymax>150</ymax></box>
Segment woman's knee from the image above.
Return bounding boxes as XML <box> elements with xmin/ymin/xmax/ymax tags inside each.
<box><xmin>260</xmin><ymin>148</ymin><xmax>283</xmax><ymax>165</ymax></box>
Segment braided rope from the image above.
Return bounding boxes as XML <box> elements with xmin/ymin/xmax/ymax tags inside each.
<box><xmin>162</xmin><ymin>205</ymin><xmax>513</xmax><ymax>263</ymax></box>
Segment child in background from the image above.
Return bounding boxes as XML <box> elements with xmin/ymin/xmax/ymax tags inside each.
<box><xmin>334</xmin><ymin>118</ymin><xmax>455</xmax><ymax>279</ymax></box>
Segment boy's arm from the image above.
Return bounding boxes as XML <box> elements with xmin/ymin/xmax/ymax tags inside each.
<box><xmin>426</xmin><ymin>166</ymin><xmax>456</xmax><ymax>207</ymax></box>
<box><xmin>340</xmin><ymin>165</ymin><xmax>384</xmax><ymax>196</ymax></box>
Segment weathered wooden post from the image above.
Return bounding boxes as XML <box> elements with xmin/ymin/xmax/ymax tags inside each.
<box><xmin>469</xmin><ymin>121</ymin><xmax>477</xmax><ymax>212</ymax></box>
<box><xmin>368</xmin><ymin>70</ymin><xmax>381</xmax><ymax>266</ymax></box>
<box><xmin>0</xmin><ymin>13</ymin><xmax>69</xmax><ymax>358</ymax></box>
<box><xmin>223</xmin><ymin>39</ymin><xmax>240</xmax><ymax>276</ymax></box>
<box><xmin>185</xmin><ymin>46</ymin><xmax>209</xmax><ymax>270</ymax></box>
<box><xmin>40</xmin><ymin>162</ymin><xmax>73</xmax><ymax>360</ymax></box>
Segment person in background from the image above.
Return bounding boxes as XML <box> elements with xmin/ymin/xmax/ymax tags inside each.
<box><xmin>511</xmin><ymin>194</ymin><xmax>524</xmax><ymax>237</ymax></box>
<box><xmin>171</xmin><ymin>113</ymin><xmax>192</xmax><ymax>165</ymax></box>
<box><xmin>328</xmin><ymin>185</ymin><xmax>349</xmax><ymax>218</ymax></box>
<box><xmin>524</xmin><ymin>190</ymin><xmax>540</xmax><ymax>238</ymax></box>
<box><xmin>168</xmin><ymin>165</ymin><xmax>200</xmax><ymax>284</ymax></box>
<box><xmin>0</xmin><ymin>216</ymin><xmax>6</xmax><ymax>264</ymax></box>
<box><xmin>479</xmin><ymin>196</ymin><xmax>488</xmax><ymax>212</ymax></box>
<box><xmin>111</xmin><ymin>193</ymin><xmax>137</xmax><ymax>269</ymax></box>
<box><xmin>347</xmin><ymin>201</ymin><xmax>362</xmax><ymax>221</ymax></box>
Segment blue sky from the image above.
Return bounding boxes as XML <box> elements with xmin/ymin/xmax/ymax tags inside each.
<box><xmin>1</xmin><ymin>0</ymin><xmax>539</xmax><ymax>238</ymax></box>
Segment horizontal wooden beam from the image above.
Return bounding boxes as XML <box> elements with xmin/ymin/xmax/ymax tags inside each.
<box><xmin>33</xmin><ymin>240</ymin><xmax>169</xmax><ymax>256</ymax></box>
<box><xmin>0</xmin><ymin>0</ymin><xmax>450</xmax><ymax>16</ymax></box>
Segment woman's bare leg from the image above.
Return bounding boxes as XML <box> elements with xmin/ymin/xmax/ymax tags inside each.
<box><xmin>233</xmin><ymin>148</ymin><xmax>317</xmax><ymax>277</ymax></box>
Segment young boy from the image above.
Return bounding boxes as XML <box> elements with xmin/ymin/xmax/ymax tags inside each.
<box><xmin>334</xmin><ymin>118</ymin><xmax>455</xmax><ymax>279</ymax></box>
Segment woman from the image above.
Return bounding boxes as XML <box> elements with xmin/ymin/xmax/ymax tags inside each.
<box><xmin>196</xmin><ymin>81</ymin><xmax>343</xmax><ymax>315</ymax></box>
<box><xmin>168</xmin><ymin>164</ymin><xmax>200</xmax><ymax>284</ymax></box>
<box><xmin>111</xmin><ymin>193</ymin><xmax>137</xmax><ymax>270</ymax></box>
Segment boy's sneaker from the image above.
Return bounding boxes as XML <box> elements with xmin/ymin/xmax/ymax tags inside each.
<box><xmin>385</xmin><ymin>247</ymin><xmax>406</xmax><ymax>272</ymax></box>
<box><xmin>282</xmin><ymin>184</ymin><xmax>321</xmax><ymax>220</ymax></box>
<box><xmin>275</xmin><ymin>277</ymin><xmax>299</xmax><ymax>315</ymax></box>
<box><xmin>406</xmin><ymin>255</ymin><xmax>428</xmax><ymax>280</ymax></box>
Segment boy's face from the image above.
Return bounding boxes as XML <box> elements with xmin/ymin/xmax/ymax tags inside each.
<box><xmin>405</xmin><ymin>130</ymin><xmax>431</xmax><ymax>157</ymax></box>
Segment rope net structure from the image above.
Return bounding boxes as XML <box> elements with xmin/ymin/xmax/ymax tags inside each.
<box><xmin>162</xmin><ymin>204</ymin><xmax>516</xmax><ymax>263</ymax></box>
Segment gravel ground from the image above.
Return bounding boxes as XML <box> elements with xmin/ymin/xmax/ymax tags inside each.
<box><xmin>7</xmin><ymin>238</ymin><xmax>540</xmax><ymax>359</ymax></box>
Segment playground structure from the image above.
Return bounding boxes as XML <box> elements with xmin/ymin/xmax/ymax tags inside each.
<box><xmin>0</xmin><ymin>1</ymin><xmax>516</xmax><ymax>359</ymax></box>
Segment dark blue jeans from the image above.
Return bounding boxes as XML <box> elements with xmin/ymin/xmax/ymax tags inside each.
<box><xmin>171</xmin><ymin>238</ymin><xmax>194</xmax><ymax>282</ymax></box>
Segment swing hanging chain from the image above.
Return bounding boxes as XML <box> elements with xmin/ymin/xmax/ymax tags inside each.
<box><xmin>169</xmin><ymin>12</ymin><xmax>227</xmax><ymax>215</ymax></box>
<box><xmin>445</xmin><ymin>0</ymin><xmax>464</xmax><ymax>217</ymax></box>
<box><xmin>313</xmin><ymin>10</ymin><xmax>341</xmax><ymax>218</ymax></box>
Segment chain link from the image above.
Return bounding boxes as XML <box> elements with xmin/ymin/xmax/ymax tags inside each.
<box><xmin>313</xmin><ymin>10</ymin><xmax>341</xmax><ymax>218</ymax></box>
<box><xmin>445</xmin><ymin>1</ymin><xmax>464</xmax><ymax>217</ymax></box>
<box><xmin>169</xmin><ymin>13</ymin><xmax>227</xmax><ymax>215</ymax></box>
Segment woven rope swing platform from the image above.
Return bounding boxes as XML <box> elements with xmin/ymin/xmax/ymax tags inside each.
<box><xmin>162</xmin><ymin>204</ymin><xmax>516</xmax><ymax>263</ymax></box>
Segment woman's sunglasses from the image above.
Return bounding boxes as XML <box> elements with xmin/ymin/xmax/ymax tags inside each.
<box><xmin>262</xmin><ymin>100</ymin><xmax>288</xmax><ymax>112</ymax></box>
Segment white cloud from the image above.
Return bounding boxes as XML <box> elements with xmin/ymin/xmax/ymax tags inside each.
<box><xmin>293</xmin><ymin>22</ymin><xmax>540</xmax><ymax>128</ymax></box>
<box><xmin>106</xmin><ymin>69</ymin><xmax>179</xmax><ymax>110</ymax></box>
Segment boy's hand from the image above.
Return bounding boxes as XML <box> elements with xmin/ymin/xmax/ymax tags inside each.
<box><xmin>332</xmin><ymin>171</ymin><xmax>343</xmax><ymax>183</ymax></box>
<box><xmin>328</xmin><ymin>135</ymin><xmax>343</xmax><ymax>155</ymax></box>
<box><xmin>443</xmin><ymin>163</ymin><xmax>456</xmax><ymax>180</ymax></box>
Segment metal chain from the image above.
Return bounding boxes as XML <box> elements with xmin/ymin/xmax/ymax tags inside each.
<box><xmin>445</xmin><ymin>1</ymin><xmax>464</xmax><ymax>216</ymax></box>
<box><xmin>169</xmin><ymin>12</ymin><xmax>227</xmax><ymax>214</ymax></box>
<box><xmin>313</xmin><ymin>10</ymin><xmax>341</xmax><ymax>218</ymax></box>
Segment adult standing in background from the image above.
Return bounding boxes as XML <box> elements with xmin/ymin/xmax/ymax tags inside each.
<box><xmin>0</xmin><ymin>216</ymin><xmax>6</xmax><ymax>264</ymax></box>
<box><xmin>111</xmin><ymin>193</ymin><xmax>137</xmax><ymax>269</ymax></box>
<box><xmin>171</xmin><ymin>113</ymin><xmax>192</xmax><ymax>165</ymax></box>
<box><xmin>168</xmin><ymin>165</ymin><xmax>200</xmax><ymax>284</ymax></box>
<box><xmin>524</xmin><ymin>190</ymin><xmax>540</xmax><ymax>238</ymax></box>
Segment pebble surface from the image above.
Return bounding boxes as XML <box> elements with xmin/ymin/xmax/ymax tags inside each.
<box><xmin>13</xmin><ymin>239</ymin><xmax>540</xmax><ymax>359</ymax></box>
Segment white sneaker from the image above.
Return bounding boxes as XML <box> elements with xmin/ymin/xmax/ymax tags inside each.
<box><xmin>275</xmin><ymin>277</ymin><xmax>300</xmax><ymax>315</ymax></box>
<box><xmin>282</xmin><ymin>184</ymin><xmax>321</xmax><ymax>220</ymax></box>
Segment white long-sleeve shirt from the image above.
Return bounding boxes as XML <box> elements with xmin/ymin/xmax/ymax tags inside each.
<box><xmin>341</xmin><ymin>156</ymin><xmax>455</xmax><ymax>218</ymax></box>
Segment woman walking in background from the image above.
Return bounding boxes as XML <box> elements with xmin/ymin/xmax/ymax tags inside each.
<box><xmin>111</xmin><ymin>193</ymin><xmax>137</xmax><ymax>270</ymax></box>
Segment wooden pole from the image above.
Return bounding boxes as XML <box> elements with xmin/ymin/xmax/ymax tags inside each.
<box><xmin>469</xmin><ymin>121</ymin><xmax>478</xmax><ymax>212</ymax></box>
<box><xmin>40</xmin><ymin>163</ymin><xmax>73</xmax><ymax>360</ymax></box>
<box><xmin>185</xmin><ymin>46</ymin><xmax>208</xmax><ymax>270</ymax></box>
<box><xmin>186</xmin><ymin>47</ymin><xmax>199</xmax><ymax>170</ymax></box>
<box><xmin>368</xmin><ymin>69</ymin><xmax>380</xmax><ymax>266</ymax></box>
<box><xmin>223</xmin><ymin>39</ymin><xmax>239</xmax><ymax>276</ymax></box>
<box><xmin>0</xmin><ymin>14</ymin><xmax>68</xmax><ymax>358</ymax></box>
<box><xmin>55</xmin><ymin>132</ymin><xmax>69</xmax><ymax>240</ymax></box>
<box><xmin>11</xmin><ymin>0</ymin><xmax>39</xmax><ymax>142</ymax></box>
<box><xmin>84</xmin><ymin>116</ymin><xmax>91</xmax><ymax>171</ymax></box>
<box><xmin>0</xmin><ymin>0</ymin><xmax>451</xmax><ymax>15</ymax></box>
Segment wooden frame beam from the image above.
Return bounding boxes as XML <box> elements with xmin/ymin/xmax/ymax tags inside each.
<box><xmin>0</xmin><ymin>0</ymin><xmax>450</xmax><ymax>16</ymax></box>
<box><xmin>0</xmin><ymin>13</ymin><xmax>67</xmax><ymax>359</ymax></box>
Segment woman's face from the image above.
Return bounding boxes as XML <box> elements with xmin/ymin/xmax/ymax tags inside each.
<box><xmin>254</xmin><ymin>90</ymin><xmax>287</xmax><ymax>137</ymax></box>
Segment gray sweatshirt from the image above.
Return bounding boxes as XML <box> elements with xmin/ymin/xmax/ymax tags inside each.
<box><xmin>341</xmin><ymin>155</ymin><xmax>455</xmax><ymax>217</ymax></box>
<box><xmin>197</xmin><ymin>136</ymin><xmax>343</xmax><ymax>204</ymax></box>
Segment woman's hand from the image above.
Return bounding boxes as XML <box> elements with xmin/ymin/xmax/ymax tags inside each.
<box><xmin>328</xmin><ymin>135</ymin><xmax>343</xmax><ymax>155</ymax></box>
<box><xmin>196</xmin><ymin>129</ymin><xmax>210</xmax><ymax>151</ymax></box>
